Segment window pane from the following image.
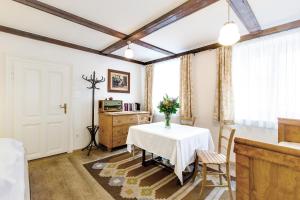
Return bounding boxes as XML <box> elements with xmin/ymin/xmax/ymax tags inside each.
<box><xmin>152</xmin><ymin>58</ymin><xmax>180</xmax><ymax>115</ymax></box>
<box><xmin>232</xmin><ymin>28</ymin><xmax>300</xmax><ymax>128</ymax></box>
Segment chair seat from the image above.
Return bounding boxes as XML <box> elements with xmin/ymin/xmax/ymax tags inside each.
<box><xmin>197</xmin><ymin>150</ymin><xmax>226</xmax><ymax>164</ymax></box>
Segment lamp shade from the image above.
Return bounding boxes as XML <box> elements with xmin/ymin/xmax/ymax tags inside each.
<box><xmin>218</xmin><ymin>22</ymin><xmax>240</xmax><ymax>46</ymax></box>
<box><xmin>124</xmin><ymin>47</ymin><xmax>134</xmax><ymax>59</ymax></box>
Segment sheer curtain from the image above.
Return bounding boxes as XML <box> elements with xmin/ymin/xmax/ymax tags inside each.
<box><xmin>232</xmin><ymin>28</ymin><xmax>300</xmax><ymax>128</ymax></box>
<box><xmin>152</xmin><ymin>58</ymin><xmax>180</xmax><ymax>115</ymax></box>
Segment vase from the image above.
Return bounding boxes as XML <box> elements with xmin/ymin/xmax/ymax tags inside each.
<box><xmin>164</xmin><ymin>113</ymin><xmax>171</xmax><ymax>128</ymax></box>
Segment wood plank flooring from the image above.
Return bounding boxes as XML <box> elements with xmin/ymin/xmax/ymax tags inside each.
<box><xmin>29</xmin><ymin>148</ymin><xmax>125</xmax><ymax>200</ymax></box>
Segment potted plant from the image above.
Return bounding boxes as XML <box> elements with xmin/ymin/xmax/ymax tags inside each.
<box><xmin>158</xmin><ymin>95</ymin><xmax>180</xmax><ymax>128</ymax></box>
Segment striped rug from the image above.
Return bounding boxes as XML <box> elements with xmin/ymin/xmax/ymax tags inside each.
<box><xmin>83</xmin><ymin>152</ymin><xmax>236</xmax><ymax>200</ymax></box>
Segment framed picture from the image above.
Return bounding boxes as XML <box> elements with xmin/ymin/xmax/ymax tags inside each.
<box><xmin>107</xmin><ymin>69</ymin><xmax>130</xmax><ymax>93</ymax></box>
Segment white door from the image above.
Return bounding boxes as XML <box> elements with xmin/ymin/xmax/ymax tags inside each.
<box><xmin>12</xmin><ymin>58</ymin><xmax>71</xmax><ymax>160</ymax></box>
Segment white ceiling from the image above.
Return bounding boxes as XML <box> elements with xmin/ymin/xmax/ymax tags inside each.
<box><xmin>0</xmin><ymin>0</ymin><xmax>118</xmax><ymax>50</ymax></box>
<box><xmin>248</xmin><ymin>0</ymin><xmax>300</xmax><ymax>29</ymax></box>
<box><xmin>39</xmin><ymin>0</ymin><xmax>187</xmax><ymax>34</ymax></box>
<box><xmin>0</xmin><ymin>0</ymin><xmax>300</xmax><ymax>62</ymax></box>
<box><xmin>142</xmin><ymin>0</ymin><xmax>248</xmax><ymax>53</ymax></box>
<box><xmin>112</xmin><ymin>44</ymin><xmax>167</xmax><ymax>62</ymax></box>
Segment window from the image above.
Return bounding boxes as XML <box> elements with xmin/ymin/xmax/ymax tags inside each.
<box><xmin>152</xmin><ymin>58</ymin><xmax>180</xmax><ymax>115</ymax></box>
<box><xmin>232</xmin><ymin>28</ymin><xmax>300</xmax><ymax>128</ymax></box>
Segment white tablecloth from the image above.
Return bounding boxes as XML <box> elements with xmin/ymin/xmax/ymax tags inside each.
<box><xmin>126</xmin><ymin>122</ymin><xmax>215</xmax><ymax>184</ymax></box>
<box><xmin>0</xmin><ymin>138</ymin><xmax>30</xmax><ymax>200</ymax></box>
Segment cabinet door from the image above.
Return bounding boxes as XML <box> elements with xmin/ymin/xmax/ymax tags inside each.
<box><xmin>112</xmin><ymin>125</ymin><xmax>128</xmax><ymax>147</ymax></box>
<box><xmin>113</xmin><ymin>115</ymin><xmax>138</xmax><ymax>126</ymax></box>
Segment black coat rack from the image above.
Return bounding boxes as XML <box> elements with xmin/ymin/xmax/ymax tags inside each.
<box><xmin>81</xmin><ymin>71</ymin><xmax>105</xmax><ymax>156</ymax></box>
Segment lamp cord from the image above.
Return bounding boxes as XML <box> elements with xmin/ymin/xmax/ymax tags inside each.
<box><xmin>227</xmin><ymin>0</ymin><xmax>230</xmax><ymax>22</ymax></box>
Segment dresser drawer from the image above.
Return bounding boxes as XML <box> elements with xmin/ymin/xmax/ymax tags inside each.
<box><xmin>113</xmin><ymin>115</ymin><xmax>138</xmax><ymax>126</ymax></box>
<box><xmin>138</xmin><ymin>114</ymin><xmax>150</xmax><ymax>124</ymax></box>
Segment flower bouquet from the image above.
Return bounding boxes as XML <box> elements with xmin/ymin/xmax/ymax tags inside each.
<box><xmin>158</xmin><ymin>95</ymin><xmax>180</xmax><ymax>128</ymax></box>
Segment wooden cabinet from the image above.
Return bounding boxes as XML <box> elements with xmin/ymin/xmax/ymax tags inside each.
<box><xmin>99</xmin><ymin>111</ymin><xmax>150</xmax><ymax>151</ymax></box>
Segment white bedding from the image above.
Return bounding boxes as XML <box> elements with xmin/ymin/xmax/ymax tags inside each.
<box><xmin>0</xmin><ymin>138</ymin><xmax>30</xmax><ymax>200</ymax></box>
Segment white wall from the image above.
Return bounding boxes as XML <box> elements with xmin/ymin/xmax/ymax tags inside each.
<box><xmin>191</xmin><ymin>49</ymin><xmax>277</xmax><ymax>161</ymax></box>
<box><xmin>0</xmin><ymin>32</ymin><xmax>144</xmax><ymax>150</ymax></box>
<box><xmin>0</xmin><ymin>32</ymin><xmax>279</xmax><ymax>159</ymax></box>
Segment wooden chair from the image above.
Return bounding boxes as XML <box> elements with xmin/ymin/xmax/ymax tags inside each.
<box><xmin>148</xmin><ymin>114</ymin><xmax>153</xmax><ymax>123</ymax></box>
<box><xmin>180</xmin><ymin>116</ymin><xmax>196</xmax><ymax>126</ymax></box>
<box><xmin>192</xmin><ymin>124</ymin><xmax>236</xmax><ymax>200</ymax></box>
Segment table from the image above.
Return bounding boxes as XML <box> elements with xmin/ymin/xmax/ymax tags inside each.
<box><xmin>126</xmin><ymin>122</ymin><xmax>215</xmax><ymax>184</ymax></box>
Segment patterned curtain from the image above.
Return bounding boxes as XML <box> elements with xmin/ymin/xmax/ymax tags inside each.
<box><xmin>144</xmin><ymin>64</ymin><xmax>153</xmax><ymax>113</ymax></box>
<box><xmin>179</xmin><ymin>54</ymin><xmax>192</xmax><ymax>118</ymax></box>
<box><xmin>213</xmin><ymin>47</ymin><xmax>234</xmax><ymax>124</ymax></box>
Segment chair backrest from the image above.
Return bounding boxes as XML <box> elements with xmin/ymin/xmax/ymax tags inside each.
<box><xmin>218</xmin><ymin>124</ymin><xmax>236</xmax><ymax>163</ymax></box>
<box><xmin>148</xmin><ymin>115</ymin><xmax>153</xmax><ymax>123</ymax></box>
<box><xmin>180</xmin><ymin>116</ymin><xmax>196</xmax><ymax>126</ymax></box>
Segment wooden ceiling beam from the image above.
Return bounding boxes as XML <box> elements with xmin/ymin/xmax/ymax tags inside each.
<box><xmin>101</xmin><ymin>0</ymin><xmax>220</xmax><ymax>54</ymax></box>
<box><xmin>13</xmin><ymin>0</ymin><xmax>126</xmax><ymax>38</ymax></box>
<box><xmin>145</xmin><ymin>19</ymin><xmax>300</xmax><ymax>65</ymax></box>
<box><xmin>228</xmin><ymin>0</ymin><xmax>261</xmax><ymax>33</ymax></box>
<box><xmin>133</xmin><ymin>40</ymin><xmax>174</xmax><ymax>55</ymax></box>
<box><xmin>13</xmin><ymin>0</ymin><xmax>174</xmax><ymax>56</ymax></box>
<box><xmin>240</xmin><ymin>19</ymin><xmax>300</xmax><ymax>42</ymax></box>
<box><xmin>144</xmin><ymin>43</ymin><xmax>221</xmax><ymax>65</ymax></box>
<box><xmin>0</xmin><ymin>25</ymin><xmax>145</xmax><ymax>65</ymax></box>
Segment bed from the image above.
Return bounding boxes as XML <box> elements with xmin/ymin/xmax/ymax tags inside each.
<box><xmin>234</xmin><ymin>137</ymin><xmax>300</xmax><ymax>200</ymax></box>
<box><xmin>0</xmin><ymin>138</ymin><xmax>30</xmax><ymax>200</ymax></box>
<box><xmin>278</xmin><ymin>118</ymin><xmax>300</xmax><ymax>148</ymax></box>
<box><xmin>234</xmin><ymin>118</ymin><xmax>300</xmax><ymax>200</ymax></box>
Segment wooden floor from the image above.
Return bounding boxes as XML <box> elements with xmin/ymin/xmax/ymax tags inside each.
<box><xmin>29</xmin><ymin>149</ymin><xmax>236</xmax><ymax>200</ymax></box>
<box><xmin>29</xmin><ymin>148</ymin><xmax>125</xmax><ymax>200</ymax></box>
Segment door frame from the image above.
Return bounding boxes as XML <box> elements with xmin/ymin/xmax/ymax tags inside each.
<box><xmin>5</xmin><ymin>55</ymin><xmax>74</xmax><ymax>155</ymax></box>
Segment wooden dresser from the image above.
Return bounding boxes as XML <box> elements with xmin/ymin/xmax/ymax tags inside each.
<box><xmin>99</xmin><ymin>111</ymin><xmax>150</xmax><ymax>151</ymax></box>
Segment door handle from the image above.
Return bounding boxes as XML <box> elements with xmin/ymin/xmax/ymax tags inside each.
<box><xmin>60</xmin><ymin>103</ymin><xmax>67</xmax><ymax>114</ymax></box>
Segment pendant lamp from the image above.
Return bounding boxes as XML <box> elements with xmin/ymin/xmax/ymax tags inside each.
<box><xmin>124</xmin><ymin>41</ymin><xmax>134</xmax><ymax>59</ymax></box>
<box><xmin>218</xmin><ymin>1</ymin><xmax>240</xmax><ymax>46</ymax></box>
